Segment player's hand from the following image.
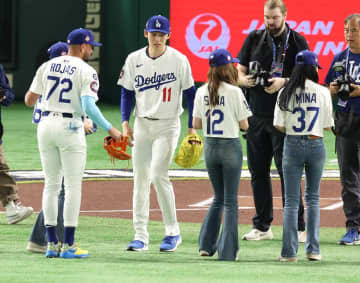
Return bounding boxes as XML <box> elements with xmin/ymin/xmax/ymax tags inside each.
<box><xmin>108</xmin><ymin>127</ymin><xmax>123</xmax><ymax>143</ymax></box>
<box><xmin>84</xmin><ymin>118</ymin><xmax>94</xmax><ymax>134</ymax></box>
<box><xmin>122</xmin><ymin>121</ymin><xmax>134</xmax><ymax>147</ymax></box>
<box><xmin>265</xmin><ymin>77</ymin><xmax>286</xmax><ymax>94</ymax></box>
<box><xmin>350</xmin><ymin>84</ymin><xmax>360</xmax><ymax>98</ymax></box>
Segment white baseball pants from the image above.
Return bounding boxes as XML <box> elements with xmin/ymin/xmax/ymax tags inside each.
<box><xmin>37</xmin><ymin>113</ymin><xmax>86</xmax><ymax>227</ymax></box>
<box><xmin>132</xmin><ymin>117</ymin><xmax>181</xmax><ymax>244</ymax></box>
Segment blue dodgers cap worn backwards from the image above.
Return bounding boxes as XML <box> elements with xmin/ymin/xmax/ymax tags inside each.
<box><xmin>67</xmin><ymin>28</ymin><xmax>102</xmax><ymax>46</ymax></box>
<box><xmin>48</xmin><ymin>42</ymin><xmax>68</xmax><ymax>59</ymax></box>
<box><xmin>145</xmin><ymin>15</ymin><xmax>170</xmax><ymax>34</ymax></box>
<box><xmin>209</xmin><ymin>48</ymin><xmax>239</xmax><ymax>67</ymax></box>
<box><xmin>295</xmin><ymin>50</ymin><xmax>322</xmax><ymax>69</ymax></box>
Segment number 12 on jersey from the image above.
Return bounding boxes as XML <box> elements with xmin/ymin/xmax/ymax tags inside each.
<box><xmin>205</xmin><ymin>109</ymin><xmax>224</xmax><ymax>135</ymax></box>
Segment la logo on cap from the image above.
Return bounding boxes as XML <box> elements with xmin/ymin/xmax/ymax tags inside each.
<box><xmin>156</xmin><ymin>19</ymin><xmax>161</xmax><ymax>28</ymax></box>
<box><xmin>85</xmin><ymin>35</ymin><xmax>90</xmax><ymax>42</ymax></box>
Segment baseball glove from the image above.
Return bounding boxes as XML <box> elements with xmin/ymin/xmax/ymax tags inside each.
<box><xmin>104</xmin><ymin>136</ymin><xmax>131</xmax><ymax>162</ymax></box>
<box><xmin>174</xmin><ymin>134</ymin><xmax>203</xmax><ymax>168</ymax></box>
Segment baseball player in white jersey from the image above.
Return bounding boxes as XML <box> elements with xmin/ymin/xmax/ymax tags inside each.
<box><xmin>273</xmin><ymin>50</ymin><xmax>334</xmax><ymax>262</ymax></box>
<box><xmin>193</xmin><ymin>48</ymin><xmax>252</xmax><ymax>260</ymax></box>
<box><xmin>117</xmin><ymin>15</ymin><xmax>196</xmax><ymax>252</ymax></box>
<box><xmin>25</xmin><ymin>28</ymin><xmax>122</xmax><ymax>259</ymax></box>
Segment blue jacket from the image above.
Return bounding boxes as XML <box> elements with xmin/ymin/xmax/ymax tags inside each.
<box><xmin>0</xmin><ymin>64</ymin><xmax>15</xmax><ymax>143</ymax></box>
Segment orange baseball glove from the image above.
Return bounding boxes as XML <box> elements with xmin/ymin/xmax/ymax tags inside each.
<box><xmin>104</xmin><ymin>136</ymin><xmax>131</xmax><ymax>162</ymax></box>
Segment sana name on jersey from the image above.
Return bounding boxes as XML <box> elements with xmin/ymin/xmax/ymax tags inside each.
<box><xmin>50</xmin><ymin>63</ymin><xmax>77</xmax><ymax>75</ymax></box>
<box><xmin>203</xmin><ymin>95</ymin><xmax>225</xmax><ymax>106</ymax></box>
<box><xmin>135</xmin><ymin>72</ymin><xmax>177</xmax><ymax>91</ymax></box>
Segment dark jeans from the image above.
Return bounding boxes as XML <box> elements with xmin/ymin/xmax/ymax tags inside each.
<box><xmin>281</xmin><ymin>136</ymin><xmax>325</xmax><ymax>258</ymax></box>
<box><xmin>199</xmin><ymin>138</ymin><xmax>242</xmax><ymax>261</ymax></box>
<box><xmin>336</xmin><ymin>136</ymin><xmax>360</xmax><ymax>232</ymax></box>
<box><xmin>28</xmin><ymin>179</ymin><xmax>65</xmax><ymax>245</ymax></box>
<box><xmin>247</xmin><ymin>116</ymin><xmax>305</xmax><ymax>232</ymax></box>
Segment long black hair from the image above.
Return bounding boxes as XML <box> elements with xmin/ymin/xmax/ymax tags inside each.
<box><xmin>278</xmin><ymin>64</ymin><xmax>319</xmax><ymax>111</ymax></box>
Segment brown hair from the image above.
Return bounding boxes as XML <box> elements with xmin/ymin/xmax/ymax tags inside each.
<box><xmin>207</xmin><ymin>63</ymin><xmax>238</xmax><ymax>108</ymax></box>
<box><xmin>264</xmin><ymin>0</ymin><xmax>287</xmax><ymax>15</ymax></box>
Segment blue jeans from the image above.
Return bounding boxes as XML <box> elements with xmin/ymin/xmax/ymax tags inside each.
<box><xmin>281</xmin><ymin>135</ymin><xmax>325</xmax><ymax>258</ymax></box>
<box><xmin>198</xmin><ymin>137</ymin><xmax>242</xmax><ymax>261</ymax></box>
<box><xmin>28</xmin><ymin>179</ymin><xmax>65</xmax><ymax>245</ymax></box>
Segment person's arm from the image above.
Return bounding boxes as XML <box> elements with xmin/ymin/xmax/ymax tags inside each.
<box><xmin>183</xmin><ymin>86</ymin><xmax>197</xmax><ymax>134</ymax></box>
<box><xmin>121</xmin><ymin>87</ymin><xmax>135</xmax><ymax>122</ymax></box>
<box><xmin>81</xmin><ymin>96</ymin><xmax>112</xmax><ymax>131</ymax></box>
<box><xmin>25</xmin><ymin>91</ymin><xmax>41</xmax><ymax>107</ymax></box>
<box><xmin>120</xmin><ymin>87</ymin><xmax>135</xmax><ymax>143</ymax></box>
<box><xmin>0</xmin><ymin>65</ymin><xmax>15</xmax><ymax>106</ymax></box>
<box><xmin>81</xmin><ymin>96</ymin><xmax>122</xmax><ymax>140</ymax></box>
<box><xmin>239</xmin><ymin>119</ymin><xmax>249</xmax><ymax>131</ymax></box>
<box><xmin>192</xmin><ymin>117</ymin><xmax>202</xmax><ymax>129</ymax></box>
<box><xmin>274</xmin><ymin>125</ymin><xmax>286</xmax><ymax>132</ymax></box>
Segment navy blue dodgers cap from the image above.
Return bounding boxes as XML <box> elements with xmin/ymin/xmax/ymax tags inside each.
<box><xmin>48</xmin><ymin>42</ymin><xmax>68</xmax><ymax>59</ymax></box>
<box><xmin>209</xmin><ymin>48</ymin><xmax>239</xmax><ymax>67</ymax></box>
<box><xmin>145</xmin><ymin>15</ymin><xmax>170</xmax><ymax>34</ymax></box>
<box><xmin>295</xmin><ymin>50</ymin><xmax>322</xmax><ymax>69</ymax></box>
<box><xmin>67</xmin><ymin>28</ymin><xmax>102</xmax><ymax>46</ymax></box>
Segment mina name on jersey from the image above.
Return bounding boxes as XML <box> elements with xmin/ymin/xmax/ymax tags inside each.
<box><xmin>117</xmin><ymin>46</ymin><xmax>194</xmax><ymax>119</ymax></box>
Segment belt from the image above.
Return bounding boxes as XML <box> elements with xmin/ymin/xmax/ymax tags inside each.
<box><xmin>300</xmin><ymin>135</ymin><xmax>321</xmax><ymax>140</ymax></box>
<box><xmin>42</xmin><ymin>111</ymin><xmax>73</xmax><ymax>118</ymax></box>
<box><xmin>143</xmin><ymin>117</ymin><xmax>159</xmax><ymax>121</ymax></box>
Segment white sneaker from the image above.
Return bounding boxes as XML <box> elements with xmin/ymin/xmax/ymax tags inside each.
<box><xmin>6</xmin><ymin>202</ymin><xmax>33</xmax><ymax>224</ymax></box>
<box><xmin>298</xmin><ymin>231</ymin><xmax>306</xmax><ymax>243</ymax></box>
<box><xmin>242</xmin><ymin>228</ymin><xmax>274</xmax><ymax>240</ymax></box>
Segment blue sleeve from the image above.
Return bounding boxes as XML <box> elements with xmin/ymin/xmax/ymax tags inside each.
<box><xmin>324</xmin><ymin>52</ymin><xmax>344</xmax><ymax>85</ymax></box>
<box><xmin>0</xmin><ymin>64</ymin><xmax>15</xmax><ymax>106</ymax></box>
<box><xmin>81</xmin><ymin>96</ymin><xmax>112</xmax><ymax>131</ymax></box>
<box><xmin>183</xmin><ymin>86</ymin><xmax>196</xmax><ymax>128</ymax></box>
<box><xmin>121</xmin><ymin>87</ymin><xmax>135</xmax><ymax>122</ymax></box>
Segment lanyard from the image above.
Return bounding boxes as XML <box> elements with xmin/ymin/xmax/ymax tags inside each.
<box><xmin>272</xmin><ymin>29</ymin><xmax>291</xmax><ymax>64</ymax></box>
<box><xmin>345</xmin><ymin>48</ymin><xmax>360</xmax><ymax>80</ymax></box>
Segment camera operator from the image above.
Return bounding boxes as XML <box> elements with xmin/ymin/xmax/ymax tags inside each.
<box><xmin>237</xmin><ymin>0</ymin><xmax>309</xmax><ymax>241</ymax></box>
<box><xmin>325</xmin><ymin>13</ymin><xmax>360</xmax><ymax>245</ymax></box>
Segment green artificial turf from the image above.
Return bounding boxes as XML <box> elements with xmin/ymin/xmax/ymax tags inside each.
<box><xmin>0</xmin><ymin>215</ymin><xmax>358</xmax><ymax>283</ymax></box>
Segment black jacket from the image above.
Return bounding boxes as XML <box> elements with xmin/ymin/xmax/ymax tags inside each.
<box><xmin>237</xmin><ymin>25</ymin><xmax>309</xmax><ymax>117</ymax></box>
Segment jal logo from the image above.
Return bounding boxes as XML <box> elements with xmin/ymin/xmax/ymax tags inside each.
<box><xmin>185</xmin><ymin>13</ymin><xmax>230</xmax><ymax>59</ymax></box>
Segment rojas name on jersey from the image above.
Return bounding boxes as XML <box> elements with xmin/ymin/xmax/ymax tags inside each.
<box><xmin>50</xmin><ymin>63</ymin><xmax>77</xmax><ymax>75</ymax></box>
<box><xmin>135</xmin><ymin>72</ymin><xmax>177</xmax><ymax>91</ymax></box>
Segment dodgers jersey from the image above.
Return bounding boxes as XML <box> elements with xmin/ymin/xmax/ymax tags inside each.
<box><xmin>117</xmin><ymin>46</ymin><xmax>194</xmax><ymax>119</ymax></box>
<box><xmin>274</xmin><ymin>79</ymin><xmax>334</xmax><ymax>137</ymax></box>
<box><xmin>193</xmin><ymin>82</ymin><xmax>252</xmax><ymax>138</ymax></box>
<box><xmin>30</xmin><ymin>55</ymin><xmax>99</xmax><ymax>115</ymax></box>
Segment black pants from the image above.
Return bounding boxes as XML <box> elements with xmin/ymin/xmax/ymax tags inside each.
<box><xmin>246</xmin><ymin>116</ymin><xmax>305</xmax><ymax>232</ymax></box>
<box><xmin>336</xmin><ymin>135</ymin><xmax>360</xmax><ymax>232</ymax></box>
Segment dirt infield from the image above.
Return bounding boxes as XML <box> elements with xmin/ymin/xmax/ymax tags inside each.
<box><xmin>14</xmin><ymin>178</ymin><xmax>345</xmax><ymax>228</ymax></box>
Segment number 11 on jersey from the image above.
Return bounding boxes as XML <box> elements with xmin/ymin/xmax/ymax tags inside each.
<box><xmin>163</xmin><ymin>87</ymin><xmax>172</xmax><ymax>102</ymax></box>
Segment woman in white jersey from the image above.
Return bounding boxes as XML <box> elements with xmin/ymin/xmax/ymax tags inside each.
<box><xmin>274</xmin><ymin>50</ymin><xmax>334</xmax><ymax>262</ymax></box>
<box><xmin>193</xmin><ymin>48</ymin><xmax>252</xmax><ymax>261</ymax></box>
